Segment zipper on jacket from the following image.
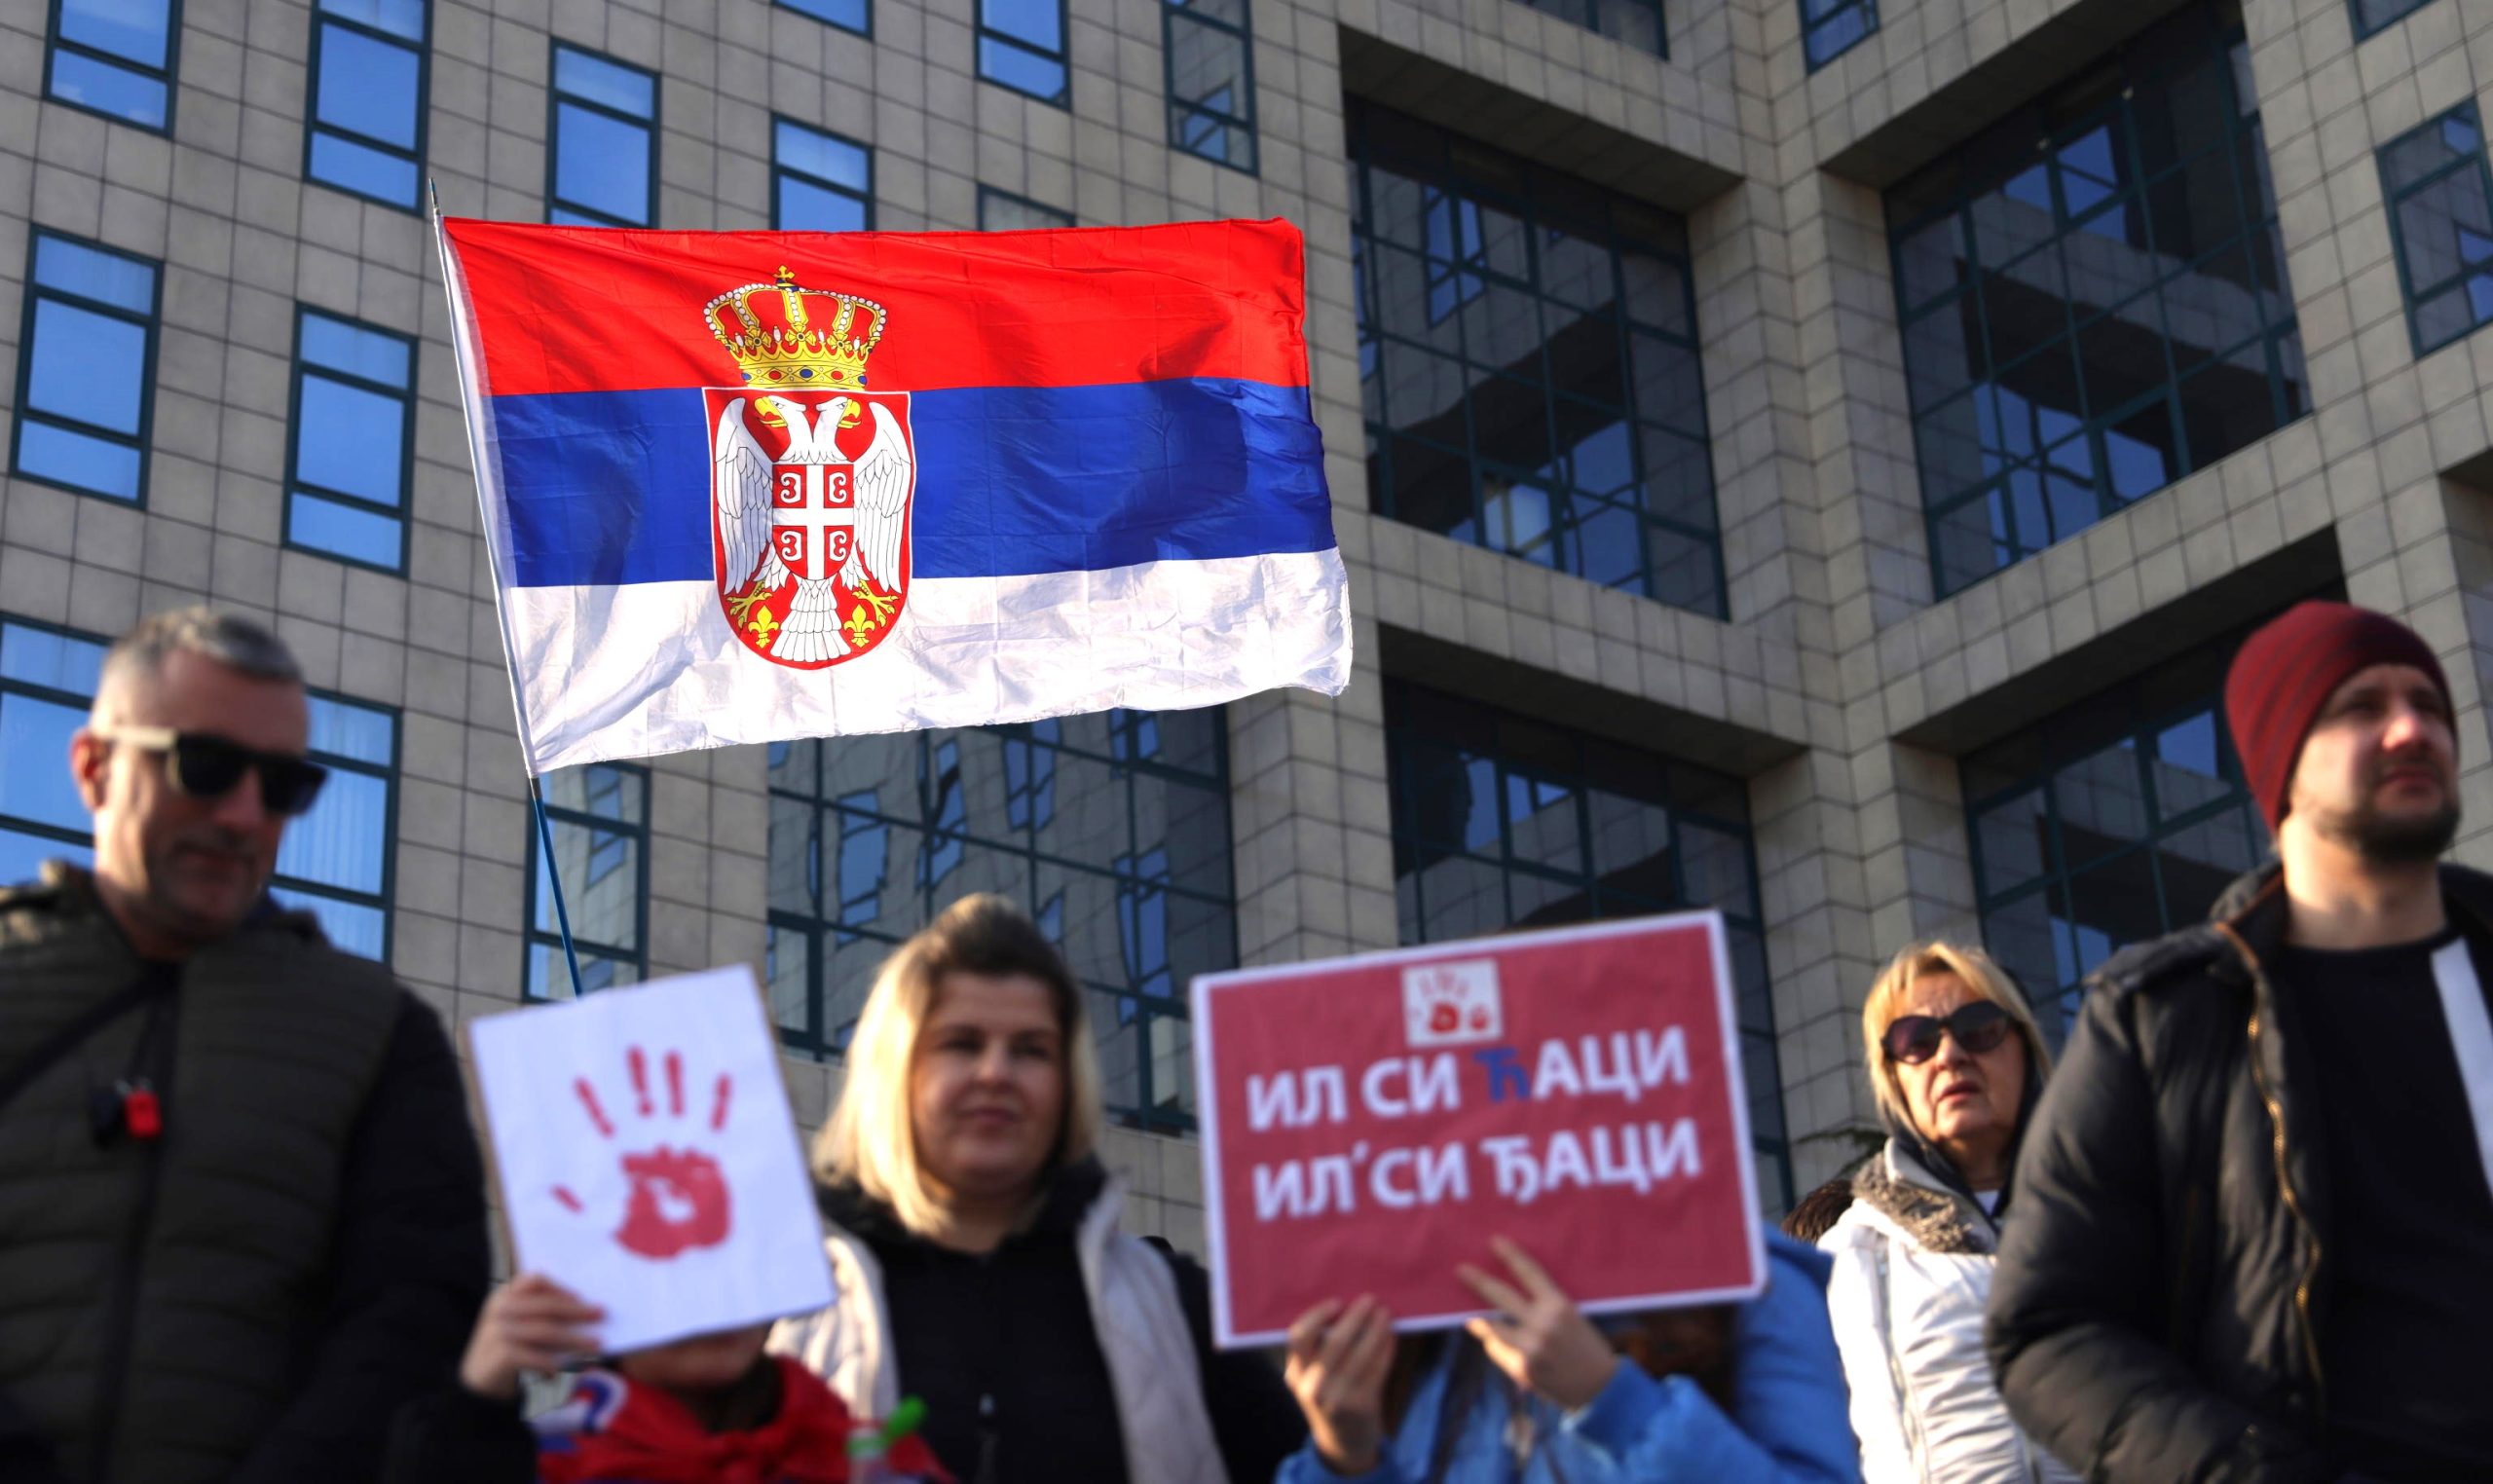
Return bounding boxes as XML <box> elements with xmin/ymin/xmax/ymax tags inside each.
<box><xmin>88</xmin><ymin>987</ymin><xmax>177</xmax><ymax>1484</ymax></box>
<box><xmin>2214</xmin><ymin>921</ymin><xmax>2326</xmax><ymax>1408</ymax></box>
<box><xmin>974</xmin><ymin>1391</ymin><xmax>999</xmax><ymax>1484</ymax></box>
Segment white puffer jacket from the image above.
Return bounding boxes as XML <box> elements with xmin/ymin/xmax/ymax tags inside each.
<box><xmin>769</xmin><ymin>1173</ymin><xmax>1224</xmax><ymax>1484</ymax></box>
<box><xmin>1819</xmin><ymin>1141</ymin><xmax>2078</xmax><ymax>1484</ymax></box>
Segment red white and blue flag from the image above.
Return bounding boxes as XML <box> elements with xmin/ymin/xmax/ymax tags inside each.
<box><xmin>438</xmin><ymin>218</ymin><xmax>1350</xmax><ymax>773</ymax></box>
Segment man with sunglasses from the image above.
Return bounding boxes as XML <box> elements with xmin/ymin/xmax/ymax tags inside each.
<box><xmin>1988</xmin><ymin>601</ymin><xmax>2493</xmax><ymax>1483</ymax></box>
<box><xmin>0</xmin><ymin>608</ymin><xmax>488</xmax><ymax>1484</ymax></box>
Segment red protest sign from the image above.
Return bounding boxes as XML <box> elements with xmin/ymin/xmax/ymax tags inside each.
<box><xmin>1191</xmin><ymin>912</ymin><xmax>1765</xmax><ymax>1347</ymax></box>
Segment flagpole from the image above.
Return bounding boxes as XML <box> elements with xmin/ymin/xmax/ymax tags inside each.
<box><xmin>430</xmin><ymin>178</ymin><xmax>586</xmax><ymax>1001</ymax></box>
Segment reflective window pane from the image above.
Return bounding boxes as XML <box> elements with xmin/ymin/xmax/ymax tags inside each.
<box><xmin>526</xmin><ymin>764</ymin><xmax>649</xmax><ymax>998</ymax></box>
<box><xmin>1966</xmin><ymin>612</ymin><xmax>2283</xmax><ymax>1042</ymax></box>
<box><xmin>288</xmin><ymin>312</ymin><xmax>413</xmax><ymax>571</ymax></box>
<box><xmin>50</xmin><ymin>0</ymin><xmax>175</xmax><ymax>130</ymax></box>
<box><xmin>2383</xmin><ymin>103</ymin><xmax>2493</xmax><ymax>354</ymax></box>
<box><xmin>1894</xmin><ymin>3</ymin><xmax>2299</xmax><ymax>594</ymax></box>
<box><xmin>980</xmin><ymin>189</ymin><xmax>1074</xmax><ymax>230</ymax></box>
<box><xmin>551</xmin><ymin>48</ymin><xmax>655</xmax><ymax>226</ymax></box>
<box><xmin>319</xmin><ymin>0</ymin><xmax>428</xmax><ymax>42</ymax></box>
<box><xmin>778</xmin><ymin>0</ymin><xmax>869</xmax><ymax>33</ymax></box>
<box><xmin>315</xmin><ymin>24</ymin><xmax>421</xmax><ymax>150</ymax></box>
<box><xmin>1386</xmin><ymin>680</ymin><xmax>1789</xmax><ymax>1206</ymax></box>
<box><xmin>2353</xmin><ymin>0</ymin><xmax>2436</xmax><ymax>40</ymax></box>
<box><xmin>1352</xmin><ymin>102</ymin><xmax>1719</xmax><ymax>613</ymax></box>
<box><xmin>16</xmin><ymin>235</ymin><xmax>159</xmax><ymax>503</ymax></box>
<box><xmin>767</xmin><ymin>712</ymin><xmax>1232</xmax><ymax>1129</ymax></box>
<box><xmin>1802</xmin><ymin>0</ymin><xmax>1878</xmax><ymax>68</ymax></box>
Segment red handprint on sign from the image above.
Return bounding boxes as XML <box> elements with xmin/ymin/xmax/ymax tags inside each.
<box><xmin>551</xmin><ymin>1047</ymin><xmax>737</xmax><ymax>1260</ymax></box>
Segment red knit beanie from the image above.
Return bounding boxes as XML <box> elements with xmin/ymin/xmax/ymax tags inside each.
<box><xmin>2223</xmin><ymin>601</ymin><xmax>2451</xmax><ymax>833</ymax></box>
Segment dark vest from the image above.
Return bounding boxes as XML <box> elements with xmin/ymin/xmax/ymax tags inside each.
<box><xmin>0</xmin><ymin>863</ymin><xmax>404</xmax><ymax>1483</ymax></box>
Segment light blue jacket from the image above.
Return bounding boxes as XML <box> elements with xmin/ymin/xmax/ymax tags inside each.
<box><xmin>1276</xmin><ymin>1233</ymin><xmax>1861</xmax><ymax>1484</ymax></box>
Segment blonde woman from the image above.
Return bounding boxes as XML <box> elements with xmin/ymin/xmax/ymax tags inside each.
<box><xmin>1819</xmin><ymin>942</ymin><xmax>2077</xmax><ymax>1484</ymax></box>
<box><xmin>770</xmin><ymin>893</ymin><xmax>1303</xmax><ymax>1483</ymax></box>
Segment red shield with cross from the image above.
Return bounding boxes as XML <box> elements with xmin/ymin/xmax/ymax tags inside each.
<box><xmin>705</xmin><ymin>388</ymin><xmax>915</xmax><ymax>670</ymax></box>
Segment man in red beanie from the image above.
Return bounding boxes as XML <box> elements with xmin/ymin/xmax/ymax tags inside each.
<box><xmin>1986</xmin><ymin>600</ymin><xmax>2493</xmax><ymax>1483</ymax></box>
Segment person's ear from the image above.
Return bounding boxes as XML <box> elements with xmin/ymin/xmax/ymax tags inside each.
<box><xmin>70</xmin><ymin>728</ymin><xmax>111</xmax><ymax>813</ymax></box>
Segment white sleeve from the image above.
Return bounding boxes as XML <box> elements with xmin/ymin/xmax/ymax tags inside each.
<box><xmin>1820</xmin><ymin>1227</ymin><xmax>1913</xmax><ymax>1484</ymax></box>
<box><xmin>1882</xmin><ymin>1244</ymin><xmax>2043</xmax><ymax>1483</ymax></box>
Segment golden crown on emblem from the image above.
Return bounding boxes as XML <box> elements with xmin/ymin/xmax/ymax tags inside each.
<box><xmin>702</xmin><ymin>266</ymin><xmax>886</xmax><ymax>389</ymax></box>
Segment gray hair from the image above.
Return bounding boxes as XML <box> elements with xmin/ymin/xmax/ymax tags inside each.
<box><xmin>96</xmin><ymin>607</ymin><xmax>303</xmax><ymax>711</ymax></box>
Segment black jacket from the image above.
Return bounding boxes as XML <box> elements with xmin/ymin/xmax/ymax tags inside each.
<box><xmin>1985</xmin><ymin>862</ymin><xmax>2493</xmax><ymax>1483</ymax></box>
<box><xmin>822</xmin><ymin>1159</ymin><xmax>1306</xmax><ymax>1484</ymax></box>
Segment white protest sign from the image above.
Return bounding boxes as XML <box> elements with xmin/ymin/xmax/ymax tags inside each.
<box><xmin>466</xmin><ymin>966</ymin><xmax>833</xmax><ymax>1354</ymax></box>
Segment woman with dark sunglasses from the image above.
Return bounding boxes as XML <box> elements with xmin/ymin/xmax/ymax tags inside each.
<box><xmin>1817</xmin><ymin>943</ymin><xmax>2075</xmax><ymax>1484</ymax></box>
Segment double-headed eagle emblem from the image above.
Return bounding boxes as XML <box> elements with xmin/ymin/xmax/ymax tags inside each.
<box><xmin>703</xmin><ymin>267</ymin><xmax>916</xmax><ymax>668</ymax></box>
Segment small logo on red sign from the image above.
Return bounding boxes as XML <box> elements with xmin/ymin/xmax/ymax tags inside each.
<box><xmin>1402</xmin><ymin>959</ymin><xmax>1502</xmax><ymax>1048</ymax></box>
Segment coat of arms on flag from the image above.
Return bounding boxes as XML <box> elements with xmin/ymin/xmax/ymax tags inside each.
<box><xmin>704</xmin><ymin>270</ymin><xmax>913</xmax><ymax>668</ymax></box>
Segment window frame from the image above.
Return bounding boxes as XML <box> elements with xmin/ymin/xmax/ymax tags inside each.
<box><xmin>545</xmin><ymin>44</ymin><xmax>660</xmax><ymax>229</ymax></box>
<box><xmin>2381</xmin><ymin>101</ymin><xmax>2493</xmax><ymax>358</ymax></box>
<box><xmin>0</xmin><ymin>617</ymin><xmax>110</xmax><ymax>877</ymax></box>
<box><xmin>776</xmin><ymin>0</ymin><xmax>872</xmax><ymax>39</ymax></box>
<box><xmin>1510</xmin><ymin>0</ymin><xmax>1666</xmax><ymax>58</ymax></box>
<box><xmin>44</xmin><ymin>0</ymin><xmax>183</xmax><ymax>133</ymax></box>
<box><xmin>282</xmin><ymin>305</ymin><xmax>418</xmax><ymax>575</ymax></box>
<box><xmin>1382</xmin><ymin>679</ymin><xmax>1793</xmax><ymax>1208</ymax></box>
<box><xmin>765</xmin><ymin>712</ymin><xmax>1235</xmax><ymax>1133</ymax></box>
<box><xmin>1163</xmin><ymin>0</ymin><xmax>1259</xmax><ymax>175</ymax></box>
<box><xmin>1801</xmin><ymin>0</ymin><xmax>1878</xmax><ymax>70</ymax></box>
<box><xmin>1886</xmin><ymin>1</ymin><xmax>2301</xmax><ymax>598</ymax></box>
<box><xmin>522</xmin><ymin>762</ymin><xmax>652</xmax><ymax>1000</ymax></box>
<box><xmin>977</xmin><ymin>0</ymin><xmax>1072</xmax><ymax>109</ymax></box>
<box><xmin>977</xmin><ymin>186</ymin><xmax>1075</xmax><ymax>230</ymax></box>
<box><xmin>11</xmin><ymin>230</ymin><xmax>163</xmax><ymax>507</ymax></box>
<box><xmin>2351</xmin><ymin>0</ymin><xmax>2437</xmax><ymax>41</ymax></box>
<box><xmin>770</xmin><ymin>116</ymin><xmax>875</xmax><ymax>233</ymax></box>
<box><xmin>272</xmin><ymin>692</ymin><xmax>400</xmax><ymax>965</ymax></box>
<box><xmin>302</xmin><ymin>0</ymin><xmax>430</xmax><ymax>212</ymax></box>
<box><xmin>1349</xmin><ymin>100</ymin><xmax>1728</xmax><ymax>616</ymax></box>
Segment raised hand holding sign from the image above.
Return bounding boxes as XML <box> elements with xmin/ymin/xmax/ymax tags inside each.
<box><xmin>466</xmin><ymin>967</ymin><xmax>833</xmax><ymax>1354</ymax></box>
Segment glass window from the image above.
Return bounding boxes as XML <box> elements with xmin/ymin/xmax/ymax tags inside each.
<box><xmin>1384</xmin><ymin>680</ymin><xmax>1793</xmax><ymax>1207</ymax></box>
<box><xmin>773</xmin><ymin>120</ymin><xmax>873</xmax><ymax>233</ymax></box>
<box><xmin>526</xmin><ymin>763</ymin><xmax>650</xmax><ymax>999</ymax></box>
<box><xmin>1802</xmin><ymin>0</ymin><xmax>1877</xmax><ymax>68</ymax></box>
<box><xmin>1890</xmin><ymin>1</ymin><xmax>2302</xmax><ymax>597</ymax></box>
<box><xmin>1961</xmin><ymin>609</ymin><xmax>2306</xmax><ymax>1043</ymax></box>
<box><xmin>767</xmin><ymin>709</ymin><xmax>1233</xmax><ymax>1131</ymax></box>
<box><xmin>979</xmin><ymin>0</ymin><xmax>1069</xmax><ymax>106</ymax></box>
<box><xmin>1165</xmin><ymin>0</ymin><xmax>1257</xmax><ymax>172</ymax></box>
<box><xmin>13</xmin><ymin>232</ymin><xmax>161</xmax><ymax>504</ymax></box>
<box><xmin>779</xmin><ymin>0</ymin><xmax>868</xmax><ymax>35</ymax></box>
<box><xmin>2382</xmin><ymin>103</ymin><xmax>2493</xmax><ymax>357</ymax></box>
<box><xmin>2352</xmin><ymin>0</ymin><xmax>2436</xmax><ymax>38</ymax></box>
<box><xmin>978</xmin><ymin>187</ymin><xmax>1074</xmax><ymax>231</ymax></box>
<box><xmin>0</xmin><ymin>620</ymin><xmax>109</xmax><ymax>886</ymax></box>
<box><xmin>1351</xmin><ymin>102</ymin><xmax>1723</xmax><ymax>614</ymax></box>
<box><xmin>305</xmin><ymin>0</ymin><xmax>428</xmax><ymax>208</ymax></box>
<box><xmin>1511</xmin><ymin>0</ymin><xmax>1663</xmax><ymax>56</ymax></box>
<box><xmin>48</xmin><ymin>0</ymin><xmax>178</xmax><ymax>130</ymax></box>
<box><xmin>271</xmin><ymin>694</ymin><xmax>397</xmax><ymax>961</ymax></box>
<box><xmin>286</xmin><ymin>308</ymin><xmax>415</xmax><ymax>571</ymax></box>
<box><xmin>548</xmin><ymin>46</ymin><xmax>656</xmax><ymax>227</ymax></box>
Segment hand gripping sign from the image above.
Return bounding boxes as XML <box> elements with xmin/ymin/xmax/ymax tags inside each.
<box><xmin>466</xmin><ymin>966</ymin><xmax>833</xmax><ymax>1354</ymax></box>
<box><xmin>1191</xmin><ymin>912</ymin><xmax>1765</xmax><ymax>1347</ymax></box>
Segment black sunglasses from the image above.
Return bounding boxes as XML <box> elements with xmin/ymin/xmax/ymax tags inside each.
<box><xmin>98</xmin><ymin>724</ymin><xmax>329</xmax><ymax>817</ymax></box>
<box><xmin>1882</xmin><ymin>1001</ymin><xmax>2013</xmax><ymax>1065</ymax></box>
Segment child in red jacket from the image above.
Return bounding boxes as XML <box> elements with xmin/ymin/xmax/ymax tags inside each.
<box><xmin>384</xmin><ymin>1274</ymin><xmax>945</xmax><ymax>1484</ymax></box>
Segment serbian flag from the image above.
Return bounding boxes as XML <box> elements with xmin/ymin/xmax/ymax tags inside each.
<box><xmin>437</xmin><ymin>217</ymin><xmax>1350</xmax><ymax>773</ymax></box>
